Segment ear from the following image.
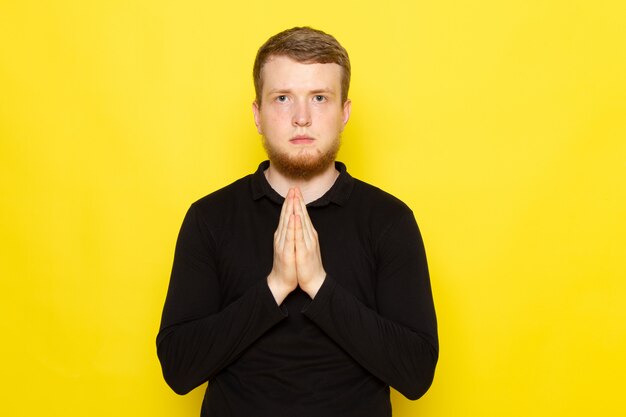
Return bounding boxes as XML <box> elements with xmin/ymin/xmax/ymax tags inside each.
<box><xmin>341</xmin><ymin>99</ymin><xmax>352</xmax><ymax>129</ymax></box>
<box><xmin>252</xmin><ymin>101</ymin><xmax>262</xmax><ymax>134</ymax></box>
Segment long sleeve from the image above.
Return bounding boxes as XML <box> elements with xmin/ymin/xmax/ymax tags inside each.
<box><xmin>156</xmin><ymin>204</ymin><xmax>286</xmax><ymax>395</ymax></box>
<box><xmin>303</xmin><ymin>210</ymin><xmax>438</xmax><ymax>400</ymax></box>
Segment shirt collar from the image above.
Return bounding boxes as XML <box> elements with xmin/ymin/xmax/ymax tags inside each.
<box><xmin>250</xmin><ymin>160</ymin><xmax>354</xmax><ymax>207</ymax></box>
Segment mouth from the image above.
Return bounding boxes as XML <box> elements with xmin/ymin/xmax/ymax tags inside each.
<box><xmin>289</xmin><ymin>135</ymin><xmax>315</xmax><ymax>145</ymax></box>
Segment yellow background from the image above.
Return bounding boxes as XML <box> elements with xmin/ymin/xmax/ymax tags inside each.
<box><xmin>1</xmin><ymin>0</ymin><xmax>625</xmax><ymax>416</ymax></box>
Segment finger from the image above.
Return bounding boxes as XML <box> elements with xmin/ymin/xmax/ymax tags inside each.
<box><xmin>295</xmin><ymin>188</ymin><xmax>314</xmax><ymax>246</ymax></box>
<box><xmin>276</xmin><ymin>189</ymin><xmax>289</xmax><ymax>232</ymax></box>
<box><xmin>294</xmin><ymin>214</ymin><xmax>304</xmax><ymax>246</ymax></box>
<box><xmin>293</xmin><ymin>190</ymin><xmax>310</xmax><ymax>246</ymax></box>
<box><xmin>294</xmin><ymin>213</ymin><xmax>310</xmax><ymax>256</ymax></box>
<box><xmin>277</xmin><ymin>189</ymin><xmax>293</xmax><ymax>250</ymax></box>
<box><xmin>285</xmin><ymin>213</ymin><xmax>296</xmax><ymax>253</ymax></box>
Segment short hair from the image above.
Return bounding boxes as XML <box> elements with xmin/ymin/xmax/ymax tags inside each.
<box><xmin>253</xmin><ymin>27</ymin><xmax>351</xmax><ymax>106</ymax></box>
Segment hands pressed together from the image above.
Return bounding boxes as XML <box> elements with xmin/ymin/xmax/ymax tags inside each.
<box><xmin>267</xmin><ymin>188</ymin><xmax>326</xmax><ymax>305</ymax></box>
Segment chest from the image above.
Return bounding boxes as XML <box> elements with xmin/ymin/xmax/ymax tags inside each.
<box><xmin>213</xmin><ymin>205</ymin><xmax>379</xmax><ymax>309</ymax></box>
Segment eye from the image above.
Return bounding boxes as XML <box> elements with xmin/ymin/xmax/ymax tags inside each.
<box><xmin>313</xmin><ymin>95</ymin><xmax>326</xmax><ymax>102</ymax></box>
<box><xmin>276</xmin><ymin>95</ymin><xmax>288</xmax><ymax>103</ymax></box>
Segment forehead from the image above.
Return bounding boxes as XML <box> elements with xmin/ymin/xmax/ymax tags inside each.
<box><xmin>260</xmin><ymin>56</ymin><xmax>342</xmax><ymax>93</ymax></box>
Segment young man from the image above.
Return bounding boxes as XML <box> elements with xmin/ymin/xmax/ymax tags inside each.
<box><xmin>157</xmin><ymin>27</ymin><xmax>438</xmax><ymax>417</ymax></box>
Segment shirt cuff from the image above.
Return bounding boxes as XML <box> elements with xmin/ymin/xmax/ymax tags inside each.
<box><xmin>301</xmin><ymin>274</ymin><xmax>337</xmax><ymax>318</ymax></box>
<box><xmin>258</xmin><ymin>278</ymin><xmax>289</xmax><ymax>317</ymax></box>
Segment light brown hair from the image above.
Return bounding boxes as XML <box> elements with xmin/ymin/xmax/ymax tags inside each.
<box><xmin>253</xmin><ymin>27</ymin><xmax>351</xmax><ymax>106</ymax></box>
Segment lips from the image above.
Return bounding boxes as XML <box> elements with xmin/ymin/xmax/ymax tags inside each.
<box><xmin>289</xmin><ymin>135</ymin><xmax>315</xmax><ymax>145</ymax></box>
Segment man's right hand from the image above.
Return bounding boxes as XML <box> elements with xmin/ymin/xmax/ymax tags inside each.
<box><xmin>267</xmin><ymin>188</ymin><xmax>298</xmax><ymax>305</ymax></box>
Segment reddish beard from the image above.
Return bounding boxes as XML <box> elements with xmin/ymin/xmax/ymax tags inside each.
<box><xmin>262</xmin><ymin>137</ymin><xmax>341</xmax><ymax>180</ymax></box>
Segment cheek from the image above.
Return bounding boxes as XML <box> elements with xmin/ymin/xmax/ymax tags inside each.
<box><xmin>319</xmin><ymin>112</ymin><xmax>345</xmax><ymax>131</ymax></box>
<box><xmin>260</xmin><ymin>112</ymin><xmax>290</xmax><ymax>135</ymax></box>
<box><xmin>314</xmin><ymin>105</ymin><xmax>343</xmax><ymax>121</ymax></box>
<box><xmin>268</xmin><ymin>114</ymin><xmax>285</xmax><ymax>129</ymax></box>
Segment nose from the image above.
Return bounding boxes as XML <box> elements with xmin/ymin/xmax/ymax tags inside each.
<box><xmin>292</xmin><ymin>100</ymin><xmax>312</xmax><ymax>127</ymax></box>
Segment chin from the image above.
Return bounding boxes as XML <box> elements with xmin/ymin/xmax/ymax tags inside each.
<box><xmin>264</xmin><ymin>140</ymin><xmax>340</xmax><ymax>180</ymax></box>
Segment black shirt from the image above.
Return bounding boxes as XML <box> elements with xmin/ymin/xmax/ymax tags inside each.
<box><xmin>157</xmin><ymin>161</ymin><xmax>438</xmax><ymax>417</ymax></box>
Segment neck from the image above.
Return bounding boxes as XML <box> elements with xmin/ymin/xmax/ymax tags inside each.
<box><xmin>265</xmin><ymin>162</ymin><xmax>339</xmax><ymax>204</ymax></box>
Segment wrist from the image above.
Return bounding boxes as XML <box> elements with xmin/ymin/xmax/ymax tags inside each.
<box><xmin>301</xmin><ymin>272</ymin><xmax>326</xmax><ymax>299</ymax></box>
<box><xmin>267</xmin><ymin>273</ymin><xmax>294</xmax><ymax>305</ymax></box>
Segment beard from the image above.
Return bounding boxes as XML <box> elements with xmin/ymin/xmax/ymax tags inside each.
<box><xmin>262</xmin><ymin>136</ymin><xmax>341</xmax><ymax>180</ymax></box>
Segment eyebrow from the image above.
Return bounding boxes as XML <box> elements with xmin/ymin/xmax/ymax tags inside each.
<box><xmin>267</xmin><ymin>88</ymin><xmax>336</xmax><ymax>95</ymax></box>
<box><xmin>310</xmin><ymin>88</ymin><xmax>335</xmax><ymax>95</ymax></box>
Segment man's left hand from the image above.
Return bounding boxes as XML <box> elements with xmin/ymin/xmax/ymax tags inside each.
<box><xmin>293</xmin><ymin>188</ymin><xmax>326</xmax><ymax>298</ymax></box>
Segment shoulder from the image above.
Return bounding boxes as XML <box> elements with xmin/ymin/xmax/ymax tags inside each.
<box><xmin>350</xmin><ymin>177</ymin><xmax>413</xmax><ymax>218</ymax></box>
<box><xmin>343</xmin><ymin>176</ymin><xmax>418</xmax><ymax>242</ymax></box>
<box><xmin>348</xmin><ymin>177</ymin><xmax>426</xmax><ymax>253</ymax></box>
<box><xmin>188</xmin><ymin>174</ymin><xmax>253</xmax><ymax>221</ymax></box>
